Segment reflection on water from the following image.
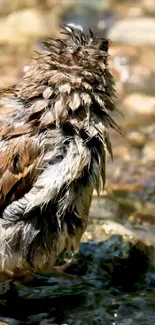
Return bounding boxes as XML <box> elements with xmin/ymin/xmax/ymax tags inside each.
<box><xmin>1</xmin><ymin>0</ymin><xmax>155</xmax><ymax>324</ymax></box>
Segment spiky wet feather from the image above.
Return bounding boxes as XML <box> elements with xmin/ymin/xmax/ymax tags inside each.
<box><xmin>0</xmin><ymin>25</ymin><xmax>120</xmax><ymax>276</ymax></box>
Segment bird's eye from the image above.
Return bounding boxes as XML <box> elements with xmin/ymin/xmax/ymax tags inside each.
<box><xmin>99</xmin><ymin>39</ymin><xmax>109</xmax><ymax>52</ymax></box>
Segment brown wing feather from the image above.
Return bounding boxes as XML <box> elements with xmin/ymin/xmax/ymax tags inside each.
<box><xmin>0</xmin><ymin>112</ymin><xmax>42</xmax><ymax>210</ymax></box>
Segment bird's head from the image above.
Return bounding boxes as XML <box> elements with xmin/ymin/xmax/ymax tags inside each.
<box><xmin>17</xmin><ymin>25</ymin><xmax>121</xmax><ymax>145</ymax></box>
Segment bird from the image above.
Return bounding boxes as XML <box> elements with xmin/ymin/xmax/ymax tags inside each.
<box><xmin>0</xmin><ymin>25</ymin><xmax>121</xmax><ymax>278</ymax></box>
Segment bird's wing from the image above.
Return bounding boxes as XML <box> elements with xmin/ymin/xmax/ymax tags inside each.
<box><xmin>0</xmin><ymin>96</ymin><xmax>42</xmax><ymax>211</ymax></box>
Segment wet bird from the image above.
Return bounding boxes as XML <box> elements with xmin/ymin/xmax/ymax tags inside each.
<box><xmin>0</xmin><ymin>25</ymin><xmax>121</xmax><ymax>278</ymax></box>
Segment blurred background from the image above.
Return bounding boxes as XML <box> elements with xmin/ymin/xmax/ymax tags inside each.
<box><xmin>1</xmin><ymin>1</ymin><xmax>155</xmax><ymax>325</ymax></box>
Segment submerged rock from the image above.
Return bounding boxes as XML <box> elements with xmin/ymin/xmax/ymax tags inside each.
<box><xmin>0</xmin><ymin>226</ymin><xmax>154</xmax><ymax>324</ymax></box>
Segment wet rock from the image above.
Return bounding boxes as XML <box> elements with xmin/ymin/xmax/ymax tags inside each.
<box><xmin>27</xmin><ymin>313</ymin><xmax>51</xmax><ymax>325</ymax></box>
<box><xmin>122</xmin><ymin>93</ymin><xmax>155</xmax><ymax>116</ymax></box>
<box><xmin>66</xmin><ymin>228</ymin><xmax>154</xmax><ymax>290</ymax></box>
<box><xmin>85</xmin><ymin>220</ymin><xmax>134</xmax><ymax>242</ymax></box>
<box><xmin>0</xmin><ymin>232</ymin><xmax>154</xmax><ymax>324</ymax></box>
<box><xmin>108</xmin><ymin>18</ymin><xmax>155</xmax><ymax>46</ymax></box>
<box><xmin>97</xmin><ymin>234</ymin><xmax>152</xmax><ymax>289</ymax></box>
<box><xmin>83</xmin><ymin>220</ymin><xmax>133</xmax><ymax>242</ymax></box>
<box><xmin>94</xmin><ymin>220</ymin><xmax>134</xmax><ymax>239</ymax></box>
<box><xmin>89</xmin><ymin>219</ymin><xmax>155</xmax><ymax>247</ymax></box>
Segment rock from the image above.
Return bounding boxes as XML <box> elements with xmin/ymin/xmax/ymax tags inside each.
<box><xmin>127</xmin><ymin>131</ymin><xmax>147</xmax><ymax>149</ymax></box>
<box><xmin>27</xmin><ymin>313</ymin><xmax>51</xmax><ymax>325</ymax></box>
<box><xmin>122</xmin><ymin>93</ymin><xmax>155</xmax><ymax>116</ymax></box>
<box><xmin>67</xmin><ymin>227</ymin><xmax>154</xmax><ymax>289</ymax></box>
<box><xmin>108</xmin><ymin>18</ymin><xmax>155</xmax><ymax>46</ymax></box>
<box><xmin>0</xmin><ymin>230</ymin><xmax>154</xmax><ymax>324</ymax></box>
<box><xmin>91</xmin><ymin>220</ymin><xmax>134</xmax><ymax>241</ymax></box>
<box><xmin>97</xmin><ymin>234</ymin><xmax>153</xmax><ymax>289</ymax></box>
